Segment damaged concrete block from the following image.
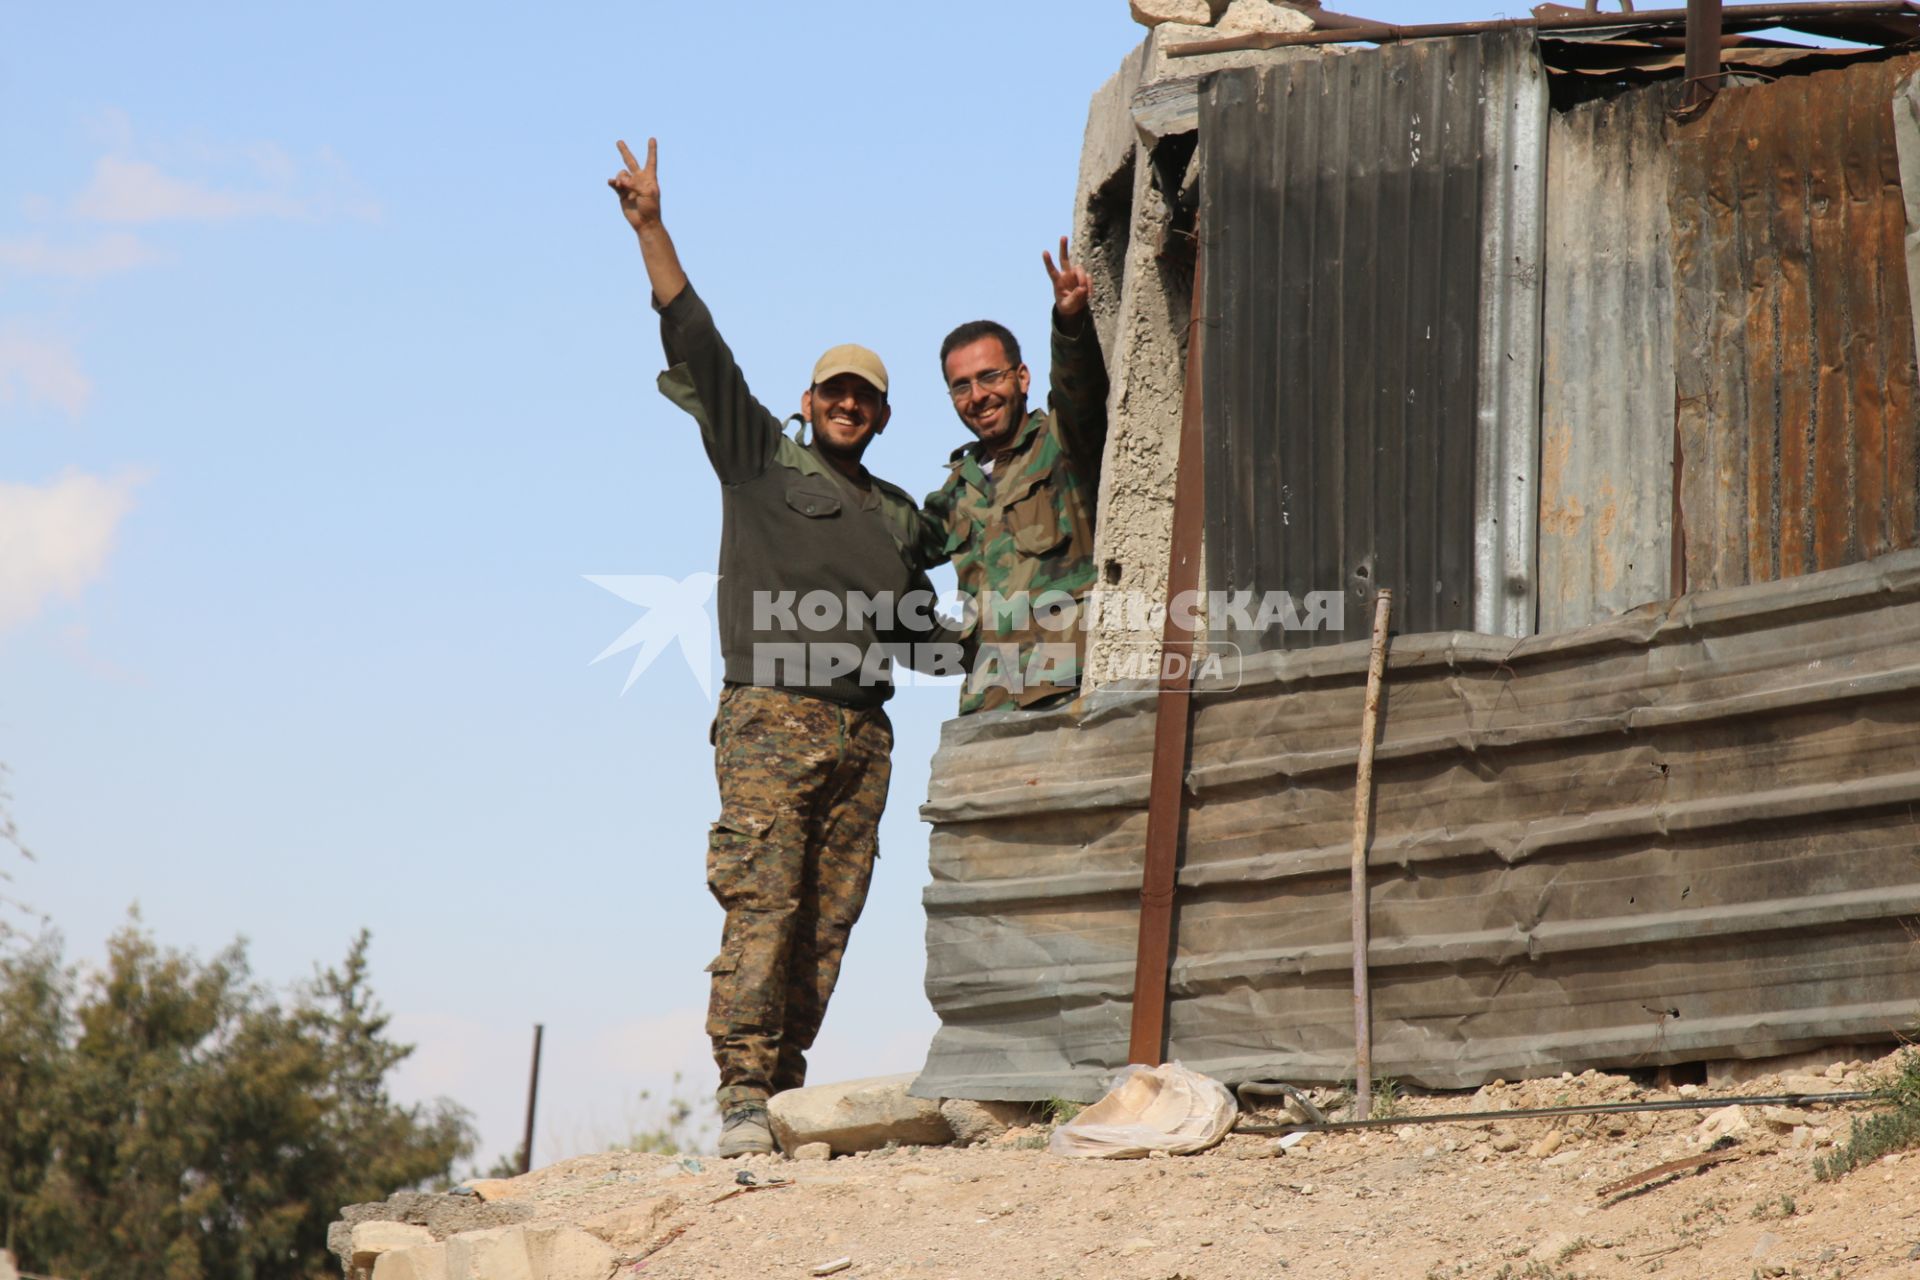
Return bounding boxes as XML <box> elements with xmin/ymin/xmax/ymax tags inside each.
<box><xmin>445</xmin><ymin>1226</ymin><xmax>533</xmax><ymax>1280</ymax></box>
<box><xmin>940</xmin><ymin>1098</ymin><xmax>1040</xmax><ymax>1146</ymax></box>
<box><xmin>525</xmin><ymin>1224</ymin><xmax>618</xmax><ymax>1280</ymax></box>
<box><xmin>768</xmin><ymin>1074</ymin><xmax>953</xmax><ymax>1154</ymax></box>
<box><xmin>371</xmin><ymin>1243</ymin><xmax>449</xmax><ymax>1280</ymax></box>
<box><xmin>1130</xmin><ymin>0</ymin><xmax>1230</xmax><ymax>27</ymax></box>
<box><xmin>352</xmin><ymin>1222</ymin><xmax>436</xmax><ymax>1277</ymax></box>
<box><xmin>1149</xmin><ymin>1</ymin><xmax>1316</xmax><ymax>81</ymax></box>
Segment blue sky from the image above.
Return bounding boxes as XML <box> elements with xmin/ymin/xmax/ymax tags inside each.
<box><xmin>4</xmin><ymin>1</ymin><xmax>1552</xmax><ymax>1167</ymax></box>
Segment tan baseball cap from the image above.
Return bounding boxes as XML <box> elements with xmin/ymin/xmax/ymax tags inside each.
<box><xmin>811</xmin><ymin>343</ymin><xmax>889</xmax><ymax>394</ymax></box>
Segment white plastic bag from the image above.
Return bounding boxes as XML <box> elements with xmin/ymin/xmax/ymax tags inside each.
<box><xmin>1048</xmin><ymin>1062</ymin><xmax>1238</xmax><ymax>1159</ymax></box>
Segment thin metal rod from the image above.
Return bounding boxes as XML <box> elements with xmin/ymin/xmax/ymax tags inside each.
<box><xmin>519</xmin><ymin>1022</ymin><xmax>544</xmax><ymax>1175</ymax></box>
<box><xmin>1127</xmin><ymin>240</ymin><xmax>1209</xmax><ymax>1067</ymax></box>
<box><xmin>1167</xmin><ymin>1</ymin><xmax>1920</xmax><ymax>55</ymax></box>
<box><xmin>1349</xmin><ymin>591</ymin><xmax>1392</xmax><ymax>1121</ymax></box>
<box><xmin>1234</xmin><ymin>1089</ymin><xmax>1880</xmax><ymax>1134</ymax></box>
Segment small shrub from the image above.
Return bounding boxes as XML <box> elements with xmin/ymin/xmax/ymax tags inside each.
<box><xmin>1813</xmin><ymin>1046</ymin><xmax>1920</xmax><ymax>1182</ymax></box>
<box><xmin>617</xmin><ymin>1072</ymin><xmax>715</xmax><ymax>1156</ymax></box>
<box><xmin>1043</xmin><ymin>1097</ymin><xmax>1084</xmax><ymax>1125</ymax></box>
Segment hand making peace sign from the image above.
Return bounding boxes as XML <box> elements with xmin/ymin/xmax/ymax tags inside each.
<box><xmin>1043</xmin><ymin>235</ymin><xmax>1093</xmax><ymax>317</ymax></box>
<box><xmin>609</xmin><ymin>137</ymin><xmax>662</xmax><ymax>231</ymax></box>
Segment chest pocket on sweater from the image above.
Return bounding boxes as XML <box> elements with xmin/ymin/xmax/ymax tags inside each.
<box><xmin>784</xmin><ymin>478</ymin><xmax>843</xmax><ymax>519</ymax></box>
<box><xmin>1006</xmin><ymin>480</ymin><xmax>1068</xmax><ymax>555</ymax></box>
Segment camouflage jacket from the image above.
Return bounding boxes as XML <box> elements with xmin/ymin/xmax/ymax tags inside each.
<box><xmin>922</xmin><ymin>309</ymin><xmax>1110</xmax><ymax>714</ymax></box>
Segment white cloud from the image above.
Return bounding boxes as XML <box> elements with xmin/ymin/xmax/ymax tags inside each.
<box><xmin>72</xmin><ymin>156</ymin><xmax>308</xmax><ymax>224</ymax></box>
<box><xmin>0</xmin><ymin>334</ymin><xmax>92</xmax><ymax>417</ymax></box>
<box><xmin>0</xmin><ymin>232</ymin><xmax>160</xmax><ymax>279</ymax></box>
<box><xmin>0</xmin><ymin>470</ymin><xmax>140</xmax><ymax>631</ymax></box>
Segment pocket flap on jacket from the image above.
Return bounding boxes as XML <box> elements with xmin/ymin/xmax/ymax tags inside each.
<box><xmin>713</xmin><ymin>804</ymin><xmax>776</xmax><ymax>838</ymax></box>
<box><xmin>783</xmin><ymin>481</ymin><xmax>843</xmax><ymax>518</ymax></box>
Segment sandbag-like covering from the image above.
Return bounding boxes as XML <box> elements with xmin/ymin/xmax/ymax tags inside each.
<box><xmin>913</xmin><ymin>550</ymin><xmax>1920</xmax><ymax>1102</ymax></box>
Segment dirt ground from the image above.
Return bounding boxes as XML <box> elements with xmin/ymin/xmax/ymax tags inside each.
<box><xmin>463</xmin><ymin>1051</ymin><xmax>1920</xmax><ymax>1280</ymax></box>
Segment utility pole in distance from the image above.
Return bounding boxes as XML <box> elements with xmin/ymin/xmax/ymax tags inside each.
<box><xmin>518</xmin><ymin>1024</ymin><xmax>544</xmax><ymax>1176</ymax></box>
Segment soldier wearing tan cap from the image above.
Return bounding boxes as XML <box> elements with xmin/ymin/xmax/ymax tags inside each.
<box><xmin>609</xmin><ymin>137</ymin><xmax>948</xmax><ymax>1158</ymax></box>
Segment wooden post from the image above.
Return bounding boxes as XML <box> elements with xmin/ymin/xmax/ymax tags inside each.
<box><xmin>1351</xmin><ymin>591</ymin><xmax>1393</xmax><ymax>1120</ymax></box>
<box><xmin>1127</xmin><ymin>239</ymin><xmax>1209</xmax><ymax>1067</ymax></box>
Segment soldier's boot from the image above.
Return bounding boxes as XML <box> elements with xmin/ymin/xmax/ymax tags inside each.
<box><xmin>717</xmin><ymin>1102</ymin><xmax>775</xmax><ymax>1158</ymax></box>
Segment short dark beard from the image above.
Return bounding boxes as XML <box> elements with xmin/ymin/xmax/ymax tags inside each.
<box><xmin>810</xmin><ymin>407</ymin><xmax>873</xmax><ymax>466</ymax></box>
<box><xmin>976</xmin><ymin>394</ymin><xmax>1030</xmax><ymax>457</ymax></box>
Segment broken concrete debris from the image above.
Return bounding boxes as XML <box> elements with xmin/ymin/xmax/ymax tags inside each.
<box><xmin>1129</xmin><ymin>0</ymin><xmax>1229</xmax><ymax>26</ymax></box>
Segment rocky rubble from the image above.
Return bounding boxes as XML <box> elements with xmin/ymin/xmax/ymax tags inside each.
<box><xmin>332</xmin><ymin>1050</ymin><xmax>1920</xmax><ymax>1279</ymax></box>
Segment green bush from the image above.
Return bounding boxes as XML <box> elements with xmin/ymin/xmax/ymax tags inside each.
<box><xmin>0</xmin><ymin>920</ymin><xmax>472</xmax><ymax>1279</ymax></box>
<box><xmin>1813</xmin><ymin>1047</ymin><xmax>1920</xmax><ymax>1182</ymax></box>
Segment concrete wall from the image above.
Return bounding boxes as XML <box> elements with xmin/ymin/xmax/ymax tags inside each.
<box><xmin>1073</xmin><ymin>9</ymin><xmax>1320</xmax><ymax>687</ymax></box>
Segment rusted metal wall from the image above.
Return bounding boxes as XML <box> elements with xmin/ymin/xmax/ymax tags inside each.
<box><xmin>1199</xmin><ymin>32</ymin><xmax>1546</xmax><ymax>652</ymax></box>
<box><xmin>1670</xmin><ymin>55</ymin><xmax>1920</xmax><ymax>593</ymax></box>
<box><xmin>914</xmin><ymin>550</ymin><xmax>1920</xmax><ymax>1102</ymax></box>
<box><xmin>1537</xmin><ymin>85</ymin><xmax>1679</xmax><ymax>633</ymax></box>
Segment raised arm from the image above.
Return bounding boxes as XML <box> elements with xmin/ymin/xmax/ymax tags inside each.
<box><xmin>610</xmin><ymin>138</ymin><xmax>688</xmax><ymax>307</ymax></box>
<box><xmin>610</xmin><ymin>137</ymin><xmax>778</xmax><ymax>483</ymax></box>
<box><xmin>1041</xmin><ymin>236</ymin><xmax>1109</xmax><ymax>466</ymax></box>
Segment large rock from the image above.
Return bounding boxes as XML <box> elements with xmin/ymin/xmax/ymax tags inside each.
<box><xmin>768</xmin><ymin>1074</ymin><xmax>953</xmax><ymax>1154</ymax></box>
<box><xmin>371</xmin><ymin>1244</ymin><xmax>449</xmax><ymax>1280</ymax></box>
<box><xmin>352</xmin><ymin>1222</ymin><xmax>436</xmax><ymax>1278</ymax></box>
<box><xmin>0</xmin><ymin>1248</ymin><xmax>18</xmax><ymax>1280</ymax></box>
<box><xmin>940</xmin><ymin>1098</ymin><xmax>1041</xmax><ymax>1146</ymax></box>
<box><xmin>445</xmin><ymin>1226</ymin><xmax>533</xmax><ymax>1280</ymax></box>
<box><xmin>525</xmin><ymin>1225</ymin><xmax>618</xmax><ymax>1280</ymax></box>
<box><xmin>1130</xmin><ymin>0</ymin><xmax>1230</xmax><ymax>26</ymax></box>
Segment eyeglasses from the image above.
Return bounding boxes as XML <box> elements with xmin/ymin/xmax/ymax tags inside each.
<box><xmin>947</xmin><ymin>366</ymin><xmax>1017</xmax><ymax>401</ymax></box>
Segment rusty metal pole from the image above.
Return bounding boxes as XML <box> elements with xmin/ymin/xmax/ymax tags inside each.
<box><xmin>1684</xmin><ymin>0</ymin><xmax>1725</xmax><ymax>109</ymax></box>
<box><xmin>1350</xmin><ymin>591</ymin><xmax>1393</xmax><ymax>1121</ymax></box>
<box><xmin>1127</xmin><ymin>239</ymin><xmax>1208</xmax><ymax>1068</ymax></box>
<box><xmin>518</xmin><ymin>1023</ymin><xmax>544</xmax><ymax>1175</ymax></box>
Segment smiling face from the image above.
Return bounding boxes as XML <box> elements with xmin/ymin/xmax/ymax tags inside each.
<box><xmin>943</xmin><ymin>334</ymin><xmax>1031</xmax><ymax>452</ymax></box>
<box><xmin>802</xmin><ymin>373</ymin><xmax>890</xmax><ymax>460</ymax></box>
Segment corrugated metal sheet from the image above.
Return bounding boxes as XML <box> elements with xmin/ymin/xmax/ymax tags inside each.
<box><xmin>1473</xmin><ymin>39</ymin><xmax>1548</xmax><ymax>637</ymax></box>
<box><xmin>1670</xmin><ymin>54</ymin><xmax>1920</xmax><ymax>593</ymax></box>
<box><xmin>914</xmin><ymin>549</ymin><xmax>1920</xmax><ymax>1102</ymax></box>
<box><xmin>1537</xmin><ymin>83</ymin><xmax>1678</xmax><ymax>633</ymax></box>
<box><xmin>1199</xmin><ymin>32</ymin><xmax>1545</xmax><ymax>651</ymax></box>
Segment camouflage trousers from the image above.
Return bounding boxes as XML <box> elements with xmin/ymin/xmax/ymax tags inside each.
<box><xmin>705</xmin><ymin>684</ymin><xmax>892</xmax><ymax>1109</ymax></box>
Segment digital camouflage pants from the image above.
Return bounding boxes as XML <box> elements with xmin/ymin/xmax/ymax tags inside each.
<box><xmin>705</xmin><ymin>684</ymin><xmax>892</xmax><ymax>1109</ymax></box>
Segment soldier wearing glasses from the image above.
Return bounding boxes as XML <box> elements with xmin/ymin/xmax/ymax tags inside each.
<box><xmin>923</xmin><ymin>241</ymin><xmax>1111</xmax><ymax>714</ymax></box>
